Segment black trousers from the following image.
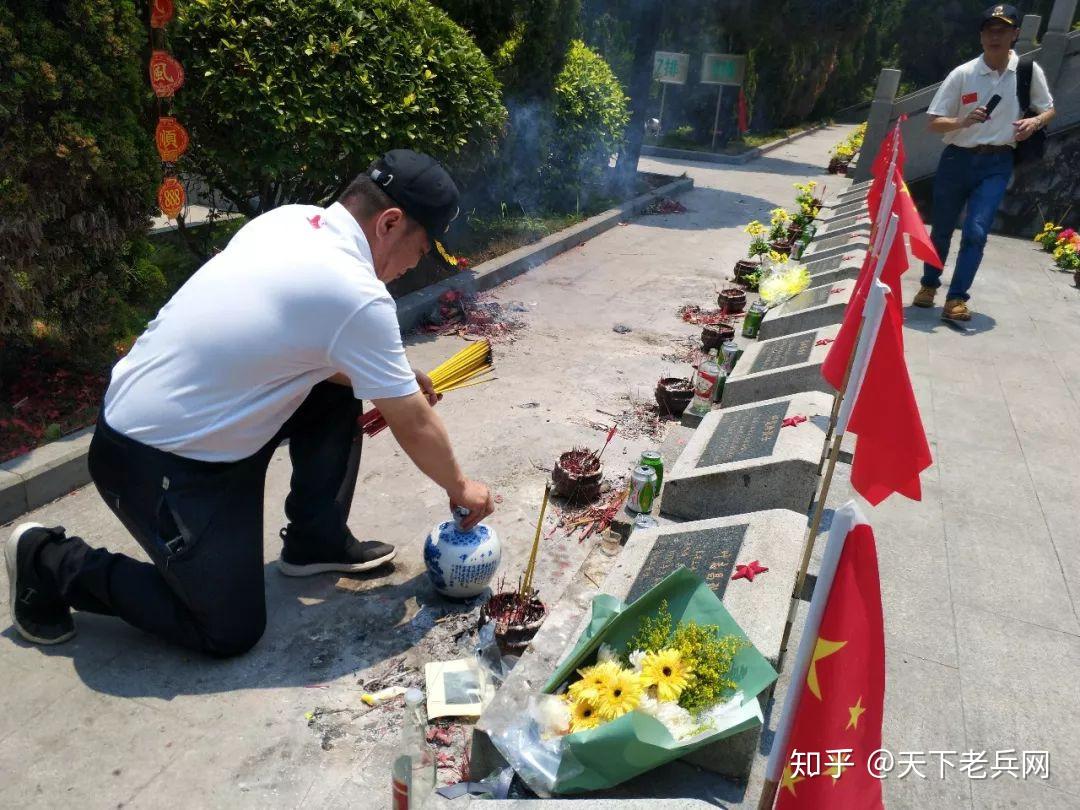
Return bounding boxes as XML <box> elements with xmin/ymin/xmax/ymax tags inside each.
<box><xmin>39</xmin><ymin>382</ymin><xmax>363</xmax><ymax>656</ymax></box>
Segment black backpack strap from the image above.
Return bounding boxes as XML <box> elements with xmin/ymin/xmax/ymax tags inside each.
<box><xmin>1017</xmin><ymin>61</ymin><xmax>1033</xmax><ymax>114</ymax></box>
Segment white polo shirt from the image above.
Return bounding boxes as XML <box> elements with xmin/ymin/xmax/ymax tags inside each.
<box><xmin>103</xmin><ymin>202</ymin><xmax>420</xmax><ymax>462</ymax></box>
<box><xmin>928</xmin><ymin>52</ymin><xmax>1053</xmax><ymax>148</ymax></box>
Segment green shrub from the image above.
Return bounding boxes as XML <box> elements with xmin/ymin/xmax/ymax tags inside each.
<box><xmin>546</xmin><ymin>40</ymin><xmax>629</xmax><ymax>200</ymax></box>
<box><xmin>173</xmin><ymin>0</ymin><xmax>507</xmax><ymax>217</ymax></box>
<box><xmin>0</xmin><ymin>0</ymin><xmax>158</xmax><ymax>356</ymax></box>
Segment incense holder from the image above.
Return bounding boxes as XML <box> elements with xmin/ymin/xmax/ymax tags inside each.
<box><xmin>425</xmin><ymin>520</ymin><xmax>501</xmax><ymax>599</ymax></box>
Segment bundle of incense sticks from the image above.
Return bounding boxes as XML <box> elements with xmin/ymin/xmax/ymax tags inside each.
<box><xmin>359</xmin><ymin>339</ymin><xmax>494</xmax><ymax>437</ymax></box>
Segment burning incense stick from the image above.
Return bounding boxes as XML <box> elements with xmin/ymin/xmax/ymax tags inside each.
<box><xmin>520</xmin><ymin>483</ymin><xmax>552</xmax><ymax>599</ymax></box>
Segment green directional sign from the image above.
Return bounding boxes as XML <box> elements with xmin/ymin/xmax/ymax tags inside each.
<box><xmin>701</xmin><ymin>53</ymin><xmax>747</xmax><ymax>86</ymax></box>
<box><xmin>653</xmin><ymin>51</ymin><xmax>689</xmax><ymax>85</ymax></box>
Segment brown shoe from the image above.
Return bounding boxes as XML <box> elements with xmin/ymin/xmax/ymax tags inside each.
<box><xmin>942</xmin><ymin>299</ymin><xmax>971</xmax><ymax>322</ymax></box>
<box><xmin>912</xmin><ymin>286</ymin><xmax>937</xmax><ymax>308</ymax></box>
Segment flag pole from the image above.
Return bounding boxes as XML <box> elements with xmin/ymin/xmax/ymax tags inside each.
<box><xmin>780</xmin><ymin>220</ymin><xmax>898</xmax><ymax>658</ymax></box>
<box><xmin>816</xmin><ymin>174</ymin><xmax>898</xmax><ymax>475</ymax></box>
<box><xmin>758</xmin><ymin>501</ymin><xmax>869</xmax><ymax>809</ymax></box>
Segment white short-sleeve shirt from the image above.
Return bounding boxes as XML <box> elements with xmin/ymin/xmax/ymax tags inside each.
<box><xmin>927</xmin><ymin>52</ymin><xmax>1053</xmax><ymax>148</ymax></box>
<box><xmin>103</xmin><ymin>202</ymin><xmax>419</xmax><ymax>462</ymax></box>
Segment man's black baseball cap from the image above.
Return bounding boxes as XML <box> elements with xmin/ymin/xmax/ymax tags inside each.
<box><xmin>366</xmin><ymin>150</ymin><xmax>460</xmax><ymax>241</ymax></box>
<box><xmin>981</xmin><ymin>4</ymin><xmax>1021</xmax><ymax>28</ymax></box>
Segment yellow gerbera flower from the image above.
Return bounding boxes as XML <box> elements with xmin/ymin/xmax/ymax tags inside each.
<box><xmin>568</xmin><ymin>698</ymin><xmax>602</xmax><ymax>733</ymax></box>
<box><xmin>568</xmin><ymin>661</ymin><xmax>621</xmax><ymax>702</ymax></box>
<box><xmin>594</xmin><ymin>669</ymin><xmax>644</xmax><ymax>720</ymax></box>
<box><xmin>640</xmin><ymin>649</ymin><xmax>694</xmax><ymax>702</ymax></box>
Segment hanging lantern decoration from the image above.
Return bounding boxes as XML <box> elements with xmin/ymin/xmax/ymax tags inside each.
<box><xmin>149</xmin><ymin>50</ymin><xmax>185</xmax><ymax>98</ymax></box>
<box><xmin>150</xmin><ymin>0</ymin><xmax>175</xmax><ymax>28</ymax></box>
<box><xmin>155</xmin><ymin>117</ymin><xmax>190</xmax><ymax>163</ymax></box>
<box><xmin>157</xmin><ymin>177</ymin><xmax>186</xmax><ymax>218</ymax></box>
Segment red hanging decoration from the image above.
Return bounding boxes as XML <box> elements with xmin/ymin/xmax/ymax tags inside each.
<box><xmin>149</xmin><ymin>50</ymin><xmax>185</xmax><ymax>97</ymax></box>
<box><xmin>157</xmin><ymin>177</ymin><xmax>186</xmax><ymax>218</ymax></box>
<box><xmin>150</xmin><ymin>0</ymin><xmax>175</xmax><ymax>28</ymax></box>
<box><xmin>155</xmin><ymin>116</ymin><xmax>190</xmax><ymax>162</ymax></box>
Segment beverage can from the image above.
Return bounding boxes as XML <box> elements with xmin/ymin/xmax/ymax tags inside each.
<box><xmin>627</xmin><ymin>465</ymin><xmax>657</xmax><ymax>514</ymax></box>
<box><xmin>639</xmin><ymin>451</ymin><xmax>664</xmax><ymax>492</ymax></box>
<box><xmin>720</xmin><ymin>340</ymin><xmax>743</xmax><ymax>372</ymax></box>
<box><xmin>742</xmin><ymin>302</ymin><xmax>766</xmax><ymax>339</ymax></box>
<box><xmin>711</xmin><ymin>368</ymin><xmax>728</xmax><ymax>404</ymax></box>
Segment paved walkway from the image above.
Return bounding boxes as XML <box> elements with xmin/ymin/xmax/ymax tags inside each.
<box><xmin>2</xmin><ymin>124</ymin><xmax>1077</xmax><ymax>809</ymax></box>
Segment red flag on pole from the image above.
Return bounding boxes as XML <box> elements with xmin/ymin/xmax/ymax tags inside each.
<box><xmin>737</xmin><ymin>89</ymin><xmax>749</xmax><ymax>135</ymax></box>
<box><xmin>833</xmin><ymin>280</ymin><xmax>931</xmax><ymax>505</ymax></box>
<box><xmin>871</xmin><ymin>119</ymin><xmax>906</xmax><ymax>180</ymax></box>
<box><xmin>766</xmin><ymin>502</ymin><xmax>885</xmax><ymax>810</ymax></box>
<box><xmin>821</xmin><ymin>214</ymin><xmax>906</xmax><ymax>390</ymax></box>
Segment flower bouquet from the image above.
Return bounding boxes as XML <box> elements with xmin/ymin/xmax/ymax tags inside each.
<box><xmin>489</xmin><ymin>568</ymin><xmax>777</xmax><ymax>794</ymax></box>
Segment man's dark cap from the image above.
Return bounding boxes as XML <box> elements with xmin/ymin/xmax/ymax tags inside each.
<box><xmin>981</xmin><ymin>4</ymin><xmax>1021</xmax><ymax>28</ymax></box>
<box><xmin>366</xmin><ymin>150</ymin><xmax>460</xmax><ymax>240</ymax></box>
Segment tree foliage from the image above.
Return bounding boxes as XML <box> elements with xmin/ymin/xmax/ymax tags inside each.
<box><xmin>0</xmin><ymin>0</ymin><xmax>158</xmax><ymax>353</ymax></box>
<box><xmin>548</xmin><ymin>40</ymin><xmax>630</xmax><ymax>196</ymax></box>
<box><xmin>172</xmin><ymin>0</ymin><xmax>507</xmax><ymax>218</ymax></box>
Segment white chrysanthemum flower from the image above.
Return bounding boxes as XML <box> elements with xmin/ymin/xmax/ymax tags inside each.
<box><xmin>636</xmin><ymin>693</ymin><xmax>660</xmax><ymax>716</ymax></box>
<box><xmin>628</xmin><ymin>649</ymin><xmax>647</xmax><ymax>672</ymax></box>
<box><xmin>532</xmin><ymin>694</ymin><xmax>571</xmax><ymax>738</ymax></box>
<box><xmin>596</xmin><ymin>644</ymin><xmax>619</xmax><ymax>664</ymax></box>
<box><xmin>653</xmin><ymin>700</ymin><xmax>695</xmax><ymax>740</ymax></box>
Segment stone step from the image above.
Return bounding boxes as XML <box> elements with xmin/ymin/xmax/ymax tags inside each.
<box><xmin>758</xmin><ymin>282</ymin><xmax>853</xmax><ymax>341</ymax></box>
<box><xmin>661</xmin><ymin>392</ymin><xmax>833</xmax><ymax>521</ymax></box>
<box><xmin>801</xmin><ymin>230</ymin><xmax>870</xmax><ymax>261</ymax></box>
<box><xmin>724</xmin><ymin>325</ymin><xmax>840</xmax><ymax>408</ymax></box>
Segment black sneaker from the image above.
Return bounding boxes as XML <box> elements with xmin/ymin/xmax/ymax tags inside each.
<box><xmin>276</xmin><ymin>528</ymin><xmax>396</xmax><ymax>577</ymax></box>
<box><xmin>5</xmin><ymin>523</ymin><xmax>76</xmax><ymax>645</ymax></box>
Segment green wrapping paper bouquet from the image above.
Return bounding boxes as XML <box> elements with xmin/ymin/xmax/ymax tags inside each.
<box><xmin>489</xmin><ymin>568</ymin><xmax>778</xmax><ymax>794</ymax></box>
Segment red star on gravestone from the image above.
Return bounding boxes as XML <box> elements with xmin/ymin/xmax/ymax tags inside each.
<box><xmin>782</xmin><ymin>415</ymin><xmax>808</xmax><ymax>428</ymax></box>
<box><xmin>308</xmin><ymin>214</ymin><xmax>323</xmax><ymax>229</ymax></box>
<box><xmin>732</xmin><ymin>560</ymin><xmax>769</xmax><ymax>582</ymax></box>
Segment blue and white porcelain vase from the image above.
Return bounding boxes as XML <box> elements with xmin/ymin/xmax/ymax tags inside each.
<box><xmin>424</xmin><ymin>517</ymin><xmax>501</xmax><ymax>599</ymax></box>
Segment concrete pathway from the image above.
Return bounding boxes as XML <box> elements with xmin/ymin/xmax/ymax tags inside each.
<box><xmin>3</xmin><ymin>123</ymin><xmax>1077</xmax><ymax>809</ymax></box>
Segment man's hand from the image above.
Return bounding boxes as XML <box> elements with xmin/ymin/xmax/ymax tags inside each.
<box><xmin>963</xmin><ymin>106</ymin><xmax>990</xmax><ymax>128</ymax></box>
<box><xmin>415</xmin><ymin>370</ymin><xmax>439</xmax><ymax>407</ymax></box>
<box><xmin>1013</xmin><ymin>117</ymin><xmax>1040</xmax><ymax>142</ymax></box>
<box><xmin>449</xmin><ymin>479</ymin><xmax>494</xmax><ymax>530</ymax></box>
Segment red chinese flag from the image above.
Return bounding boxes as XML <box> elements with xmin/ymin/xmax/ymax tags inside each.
<box><xmin>892</xmin><ymin>169</ymin><xmax>943</xmax><ymax>269</ymax></box>
<box><xmin>774</xmin><ymin>521</ymin><xmax>885</xmax><ymax>809</ymax></box>
<box><xmin>820</xmin><ymin>229</ymin><xmax>908</xmax><ymax>390</ymax></box>
<box><xmin>847</xmin><ymin>304</ymin><xmax>932</xmax><ymax>504</ymax></box>
<box><xmin>871</xmin><ymin>121</ymin><xmax>906</xmax><ymax>180</ymax></box>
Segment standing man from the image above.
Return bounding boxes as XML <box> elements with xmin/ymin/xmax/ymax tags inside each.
<box><xmin>5</xmin><ymin>150</ymin><xmax>495</xmax><ymax>656</ymax></box>
<box><xmin>913</xmin><ymin>4</ymin><xmax>1055</xmax><ymax>321</ymax></box>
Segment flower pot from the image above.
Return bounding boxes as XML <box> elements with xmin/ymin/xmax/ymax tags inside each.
<box><xmin>786</xmin><ymin>225</ymin><xmax>804</xmax><ymax>242</ymax></box>
<box><xmin>734</xmin><ymin>259</ymin><xmax>760</xmax><ymax>286</ymax></box>
<box><xmin>701</xmin><ymin>322</ymin><xmax>735</xmax><ymax>351</ymax></box>
<box><xmin>769</xmin><ymin>239</ymin><xmax>794</xmax><ymax>256</ymax></box>
<box><xmin>479</xmin><ymin>593</ymin><xmax>547</xmax><ymax>656</ymax></box>
<box><xmin>811</xmin><ymin>197</ymin><xmax>824</xmax><ymax>211</ymax></box>
<box><xmin>655</xmin><ymin>377</ymin><xmax>694</xmax><ymax>418</ymax></box>
<box><xmin>717</xmin><ymin>288</ymin><xmax>747</xmax><ymax>313</ymax></box>
<box><xmin>551</xmin><ymin>449</ymin><xmax>603</xmax><ymax>504</ymax></box>
<box><xmin>827</xmin><ymin>157</ymin><xmax>848</xmax><ymax>175</ymax></box>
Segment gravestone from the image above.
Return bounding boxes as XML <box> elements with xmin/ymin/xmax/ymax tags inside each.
<box><xmin>820</xmin><ymin>200</ymin><xmax>868</xmax><ymax>222</ymax></box>
<box><xmin>600</xmin><ymin>509</ymin><xmax>809</xmax><ymax>779</ymax></box>
<box><xmin>758</xmin><ymin>281</ymin><xmax>854</xmax><ymax>340</ymax></box>
<box><xmin>661</xmin><ymin>392</ymin><xmax>832</xmax><ymax>520</ymax></box>
<box><xmin>821</xmin><ymin>214</ymin><xmax>864</xmax><ymax>231</ymax></box>
<box><xmin>804</xmin><ymin>251</ymin><xmax>865</xmax><ymax>286</ymax></box>
<box><xmin>798</xmin><ymin>236</ymin><xmax>871</xmax><ymax>265</ymax></box>
<box><xmin>723</xmin><ymin>325</ymin><xmax>840</xmax><ymax>407</ymax></box>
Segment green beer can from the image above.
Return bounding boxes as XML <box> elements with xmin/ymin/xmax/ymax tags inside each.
<box><xmin>639</xmin><ymin>451</ymin><xmax>664</xmax><ymax>493</ymax></box>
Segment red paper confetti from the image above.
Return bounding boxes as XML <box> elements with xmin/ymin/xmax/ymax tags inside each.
<box><xmin>830</xmin><ymin>288</ymin><xmax>846</xmax><ymax>295</ymax></box>
<box><xmin>782</xmin><ymin>415</ymin><xmax>808</xmax><ymax>428</ymax></box>
<box><xmin>308</xmin><ymin>214</ymin><xmax>323</xmax><ymax>229</ymax></box>
<box><xmin>732</xmin><ymin>560</ymin><xmax>769</xmax><ymax>582</ymax></box>
<box><xmin>815</xmin><ymin>338</ymin><xmax>835</xmax><ymax>347</ymax></box>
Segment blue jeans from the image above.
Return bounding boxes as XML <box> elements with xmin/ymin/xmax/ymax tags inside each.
<box><xmin>921</xmin><ymin>145</ymin><xmax>1013</xmax><ymax>301</ymax></box>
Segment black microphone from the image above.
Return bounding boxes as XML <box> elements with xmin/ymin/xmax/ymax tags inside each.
<box><xmin>984</xmin><ymin>94</ymin><xmax>1002</xmax><ymax>119</ymax></box>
